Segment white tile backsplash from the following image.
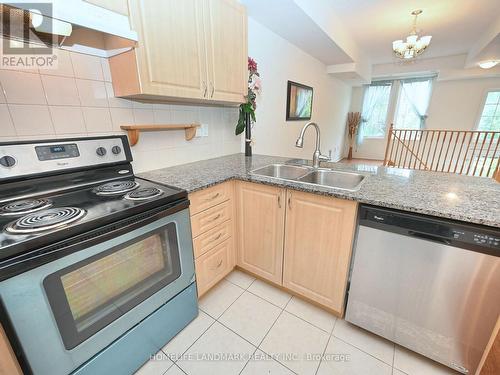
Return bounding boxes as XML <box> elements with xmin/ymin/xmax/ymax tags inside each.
<box><xmin>75</xmin><ymin>79</ymin><xmax>108</xmax><ymax>107</ymax></box>
<box><xmin>42</xmin><ymin>49</ymin><xmax>75</xmax><ymax>78</ymax></box>
<box><xmin>9</xmin><ymin>104</ymin><xmax>54</xmax><ymax>136</ymax></box>
<box><xmin>70</xmin><ymin>53</ymin><xmax>104</xmax><ymax>81</ymax></box>
<box><xmin>1</xmin><ymin>50</ymin><xmax>242</xmax><ymax>173</ymax></box>
<box><xmin>81</xmin><ymin>107</ymin><xmax>113</xmax><ymax>133</ymax></box>
<box><xmin>49</xmin><ymin>106</ymin><xmax>87</xmax><ymax>135</ymax></box>
<box><xmin>0</xmin><ymin>70</ymin><xmax>46</xmax><ymax>105</ymax></box>
<box><xmin>0</xmin><ymin>104</ymin><xmax>16</xmax><ymax>137</ymax></box>
<box><xmin>41</xmin><ymin>75</ymin><xmax>80</xmax><ymax>106</ymax></box>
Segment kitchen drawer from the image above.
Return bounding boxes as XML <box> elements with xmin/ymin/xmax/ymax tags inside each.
<box><xmin>193</xmin><ymin>219</ymin><xmax>232</xmax><ymax>259</ymax></box>
<box><xmin>189</xmin><ymin>182</ymin><xmax>232</xmax><ymax>216</ymax></box>
<box><xmin>195</xmin><ymin>239</ymin><xmax>233</xmax><ymax>296</ymax></box>
<box><xmin>191</xmin><ymin>201</ymin><xmax>231</xmax><ymax>237</ymax></box>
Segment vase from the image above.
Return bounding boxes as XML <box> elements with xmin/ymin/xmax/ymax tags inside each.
<box><xmin>245</xmin><ymin>112</ymin><xmax>252</xmax><ymax>156</ymax></box>
<box><xmin>347</xmin><ymin>145</ymin><xmax>353</xmax><ymax>160</ymax></box>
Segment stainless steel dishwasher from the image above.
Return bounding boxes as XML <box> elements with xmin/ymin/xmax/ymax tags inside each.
<box><xmin>345</xmin><ymin>205</ymin><xmax>500</xmax><ymax>374</ymax></box>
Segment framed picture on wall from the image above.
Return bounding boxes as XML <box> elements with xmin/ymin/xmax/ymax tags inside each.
<box><xmin>286</xmin><ymin>81</ymin><xmax>313</xmax><ymax>121</ymax></box>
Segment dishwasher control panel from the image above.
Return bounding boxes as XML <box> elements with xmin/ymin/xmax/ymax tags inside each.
<box><xmin>360</xmin><ymin>205</ymin><xmax>500</xmax><ymax>253</ymax></box>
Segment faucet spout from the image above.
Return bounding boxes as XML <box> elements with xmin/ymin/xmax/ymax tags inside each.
<box><xmin>295</xmin><ymin>122</ymin><xmax>330</xmax><ymax>168</ymax></box>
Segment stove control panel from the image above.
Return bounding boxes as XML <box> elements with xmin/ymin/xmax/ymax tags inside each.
<box><xmin>0</xmin><ymin>136</ymin><xmax>132</xmax><ymax>180</ymax></box>
<box><xmin>35</xmin><ymin>143</ymin><xmax>80</xmax><ymax>161</ymax></box>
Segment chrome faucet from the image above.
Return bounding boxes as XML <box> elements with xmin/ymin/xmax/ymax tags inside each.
<box><xmin>295</xmin><ymin>122</ymin><xmax>331</xmax><ymax>168</ymax></box>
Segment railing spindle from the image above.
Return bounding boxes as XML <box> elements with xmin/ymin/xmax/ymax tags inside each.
<box><xmin>480</xmin><ymin>132</ymin><xmax>496</xmax><ymax>177</ymax></box>
<box><xmin>447</xmin><ymin>132</ymin><xmax>460</xmax><ymax>173</ymax></box>
<box><xmin>454</xmin><ymin>132</ymin><xmax>468</xmax><ymax>174</ymax></box>
<box><xmin>424</xmin><ymin>130</ymin><xmax>435</xmax><ymax>170</ymax></box>
<box><xmin>398</xmin><ymin>130</ymin><xmax>408</xmax><ymax>167</ymax></box>
<box><xmin>437</xmin><ymin>131</ymin><xmax>447</xmax><ymax>171</ymax></box>
<box><xmin>430</xmin><ymin>131</ymin><xmax>442</xmax><ymax>170</ymax></box>
<box><xmin>486</xmin><ymin>134</ymin><xmax>500</xmax><ymax>177</ymax></box>
<box><xmin>473</xmin><ymin>132</ymin><xmax>488</xmax><ymax>176</ymax></box>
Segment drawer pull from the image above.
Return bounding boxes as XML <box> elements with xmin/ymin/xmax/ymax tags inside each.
<box><xmin>205</xmin><ymin>192</ymin><xmax>220</xmax><ymax>201</ymax></box>
<box><xmin>210</xmin><ymin>214</ymin><xmax>221</xmax><ymax>222</ymax></box>
<box><xmin>214</xmin><ymin>259</ymin><xmax>223</xmax><ymax>269</ymax></box>
<box><xmin>213</xmin><ymin>233</ymin><xmax>222</xmax><ymax>241</ymax></box>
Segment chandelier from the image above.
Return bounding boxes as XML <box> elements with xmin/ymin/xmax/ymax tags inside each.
<box><xmin>393</xmin><ymin>10</ymin><xmax>432</xmax><ymax>60</ymax></box>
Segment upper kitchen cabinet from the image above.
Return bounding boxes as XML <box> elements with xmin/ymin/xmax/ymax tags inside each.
<box><xmin>109</xmin><ymin>0</ymin><xmax>247</xmax><ymax>105</ymax></box>
<box><xmin>204</xmin><ymin>0</ymin><xmax>248</xmax><ymax>102</ymax></box>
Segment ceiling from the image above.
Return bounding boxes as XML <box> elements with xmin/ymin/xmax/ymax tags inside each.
<box><xmin>328</xmin><ymin>0</ymin><xmax>500</xmax><ymax>64</ymax></box>
<box><xmin>241</xmin><ymin>0</ymin><xmax>352</xmax><ymax>64</ymax></box>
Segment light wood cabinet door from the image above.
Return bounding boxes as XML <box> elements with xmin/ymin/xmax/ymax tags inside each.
<box><xmin>196</xmin><ymin>238</ymin><xmax>234</xmax><ymax>296</ymax></box>
<box><xmin>204</xmin><ymin>0</ymin><xmax>247</xmax><ymax>103</ymax></box>
<box><xmin>236</xmin><ymin>182</ymin><xmax>285</xmax><ymax>284</ymax></box>
<box><xmin>127</xmin><ymin>0</ymin><xmax>208</xmax><ymax>100</ymax></box>
<box><xmin>283</xmin><ymin>190</ymin><xmax>357</xmax><ymax>314</ymax></box>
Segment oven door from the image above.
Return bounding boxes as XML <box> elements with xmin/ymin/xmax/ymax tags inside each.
<box><xmin>0</xmin><ymin>204</ymin><xmax>195</xmax><ymax>375</ymax></box>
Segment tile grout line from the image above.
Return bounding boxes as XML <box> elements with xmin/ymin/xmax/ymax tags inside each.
<box><xmin>333</xmin><ymin>334</ymin><xmax>395</xmax><ymax>368</ymax></box>
<box><xmin>314</xmin><ymin>331</ymin><xmax>333</xmax><ymax>375</ymax></box>
<box><xmin>161</xmin><ymin>310</ymin><xmax>217</xmax><ymax>364</ymax></box>
<box><xmin>252</xmin><ymin>308</ymin><xmax>300</xmax><ymax>375</ymax></box>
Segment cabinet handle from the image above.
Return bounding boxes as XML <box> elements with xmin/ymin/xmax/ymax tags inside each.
<box><xmin>212</xmin><ymin>259</ymin><xmax>223</xmax><ymax>270</ymax></box>
<box><xmin>210</xmin><ymin>214</ymin><xmax>221</xmax><ymax>222</ymax></box>
<box><xmin>278</xmin><ymin>195</ymin><xmax>281</xmax><ymax>208</ymax></box>
<box><xmin>205</xmin><ymin>192</ymin><xmax>220</xmax><ymax>201</ymax></box>
<box><xmin>209</xmin><ymin>81</ymin><xmax>214</xmax><ymax>98</ymax></box>
<box><xmin>213</xmin><ymin>233</ymin><xmax>222</xmax><ymax>241</ymax></box>
<box><xmin>202</xmin><ymin>81</ymin><xmax>207</xmax><ymax>97</ymax></box>
<box><xmin>288</xmin><ymin>194</ymin><xmax>292</xmax><ymax>210</ymax></box>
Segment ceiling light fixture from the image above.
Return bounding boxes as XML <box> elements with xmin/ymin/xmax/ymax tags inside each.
<box><xmin>393</xmin><ymin>10</ymin><xmax>432</xmax><ymax>60</ymax></box>
<box><xmin>478</xmin><ymin>60</ymin><xmax>499</xmax><ymax>69</ymax></box>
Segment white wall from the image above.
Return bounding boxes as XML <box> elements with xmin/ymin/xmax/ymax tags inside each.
<box><xmin>247</xmin><ymin>18</ymin><xmax>352</xmax><ymax>161</ymax></box>
<box><xmin>349</xmin><ymin>76</ymin><xmax>500</xmax><ymax>160</ymax></box>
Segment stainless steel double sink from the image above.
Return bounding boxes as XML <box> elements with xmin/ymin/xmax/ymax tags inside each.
<box><xmin>250</xmin><ymin>163</ymin><xmax>365</xmax><ymax>191</ymax></box>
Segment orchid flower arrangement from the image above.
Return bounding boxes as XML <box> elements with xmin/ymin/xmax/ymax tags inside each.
<box><xmin>235</xmin><ymin>57</ymin><xmax>261</xmax><ymax>135</ymax></box>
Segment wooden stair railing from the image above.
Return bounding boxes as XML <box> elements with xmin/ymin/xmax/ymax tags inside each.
<box><xmin>383</xmin><ymin>124</ymin><xmax>500</xmax><ymax>179</ymax></box>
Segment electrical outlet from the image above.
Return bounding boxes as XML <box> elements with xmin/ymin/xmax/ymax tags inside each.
<box><xmin>196</xmin><ymin>123</ymin><xmax>209</xmax><ymax>137</ymax></box>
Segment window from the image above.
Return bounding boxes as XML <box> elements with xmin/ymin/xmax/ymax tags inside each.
<box><xmin>395</xmin><ymin>78</ymin><xmax>433</xmax><ymax>130</ymax></box>
<box><xmin>358</xmin><ymin>77</ymin><xmax>434</xmax><ymax>144</ymax></box>
<box><xmin>360</xmin><ymin>82</ymin><xmax>392</xmax><ymax>138</ymax></box>
<box><xmin>478</xmin><ymin>91</ymin><xmax>500</xmax><ymax>131</ymax></box>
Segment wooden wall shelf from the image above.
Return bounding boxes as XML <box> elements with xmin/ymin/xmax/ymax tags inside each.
<box><xmin>121</xmin><ymin>124</ymin><xmax>200</xmax><ymax>146</ymax></box>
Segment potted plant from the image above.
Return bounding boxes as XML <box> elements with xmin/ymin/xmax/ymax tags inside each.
<box><xmin>235</xmin><ymin>57</ymin><xmax>261</xmax><ymax>156</ymax></box>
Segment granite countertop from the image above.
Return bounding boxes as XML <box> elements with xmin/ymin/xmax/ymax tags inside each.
<box><xmin>139</xmin><ymin>153</ymin><xmax>500</xmax><ymax>228</ymax></box>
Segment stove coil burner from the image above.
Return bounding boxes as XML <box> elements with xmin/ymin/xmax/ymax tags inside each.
<box><xmin>6</xmin><ymin>207</ymin><xmax>87</xmax><ymax>234</ymax></box>
<box><xmin>124</xmin><ymin>187</ymin><xmax>164</xmax><ymax>201</ymax></box>
<box><xmin>94</xmin><ymin>180</ymin><xmax>140</xmax><ymax>196</ymax></box>
<box><xmin>0</xmin><ymin>198</ymin><xmax>53</xmax><ymax>216</ymax></box>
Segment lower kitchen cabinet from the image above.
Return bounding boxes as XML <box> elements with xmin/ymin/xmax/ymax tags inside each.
<box><xmin>189</xmin><ymin>181</ymin><xmax>236</xmax><ymax>297</ymax></box>
<box><xmin>195</xmin><ymin>238</ymin><xmax>234</xmax><ymax>296</ymax></box>
<box><xmin>235</xmin><ymin>181</ymin><xmax>286</xmax><ymax>284</ymax></box>
<box><xmin>192</xmin><ymin>180</ymin><xmax>358</xmax><ymax>315</ymax></box>
<box><xmin>283</xmin><ymin>190</ymin><xmax>358</xmax><ymax>314</ymax></box>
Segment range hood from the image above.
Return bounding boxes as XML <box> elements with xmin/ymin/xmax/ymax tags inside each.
<box><xmin>1</xmin><ymin>0</ymin><xmax>137</xmax><ymax>57</ymax></box>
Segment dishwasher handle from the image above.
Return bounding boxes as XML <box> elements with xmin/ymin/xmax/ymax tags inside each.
<box><xmin>408</xmin><ymin>231</ymin><xmax>452</xmax><ymax>246</ymax></box>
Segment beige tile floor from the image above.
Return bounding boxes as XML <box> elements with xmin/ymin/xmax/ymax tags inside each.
<box><xmin>135</xmin><ymin>270</ymin><xmax>458</xmax><ymax>375</ymax></box>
